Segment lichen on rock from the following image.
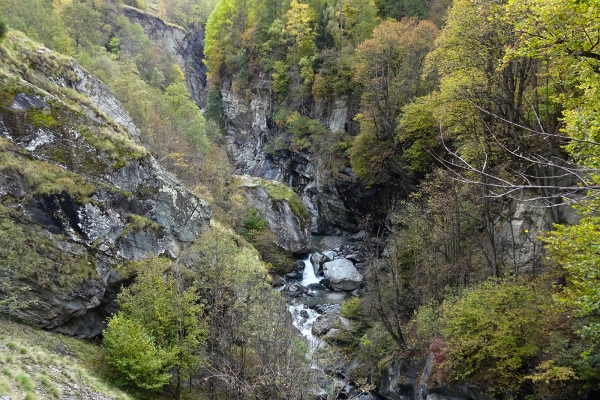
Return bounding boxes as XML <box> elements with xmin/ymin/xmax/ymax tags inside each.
<box><xmin>238</xmin><ymin>174</ymin><xmax>310</xmax><ymax>253</ymax></box>
<box><xmin>0</xmin><ymin>31</ymin><xmax>211</xmax><ymax>337</ymax></box>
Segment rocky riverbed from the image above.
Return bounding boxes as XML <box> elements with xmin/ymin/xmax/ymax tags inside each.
<box><xmin>274</xmin><ymin>235</ymin><xmax>384</xmax><ymax>399</ymax></box>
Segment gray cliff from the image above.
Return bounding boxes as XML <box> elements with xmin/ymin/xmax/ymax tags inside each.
<box><xmin>121</xmin><ymin>6</ymin><xmax>207</xmax><ymax>107</ymax></box>
<box><xmin>0</xmin><ymin>35</ymin><xmax>210</xmax><ymax>338</ymax></box>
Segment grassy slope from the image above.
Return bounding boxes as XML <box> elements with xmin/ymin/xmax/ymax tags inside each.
<box><xmin>0</xmin><ymin>318</ymin><xmax>131</xmax><ymax>400</ymax></box>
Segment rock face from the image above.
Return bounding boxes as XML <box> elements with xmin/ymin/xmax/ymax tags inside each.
<box><xmin>121</xmin><ymin>6</ymin><xmax>207</xmax><ymax>106</ymax></box>
<box><xmin>238</xmin><ymin>174</ymin><xmax>310</xmax><ymax>253</ymax></box>
<box><xmin>322</xmin><ymin>259</ymin><xmax>363</xmax><ymax>291</ymax></box>
<box><xmin>221</xmin><ymin>79</ymin><xmax>414</xmax><ymax>235</ymax></box>
<box><xmin>379</xmin><ymin>355</ymin><xmax>494</xmax><ymax>400</ymax></box>
<box><xmin>496</xmin><ymin>198</ymin><xmax>580</xmax><ymax>274</ymax></box>
<box><xmin>0</xmin><ymin>33</ymin><xmax>210</xmax><ymax>337</ymax></box>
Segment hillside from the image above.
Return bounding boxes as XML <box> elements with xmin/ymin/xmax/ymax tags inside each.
<box><xmin>0</xmin><ymin>318</ymin><xmax>130</xmax><ymax>400</ymax></box>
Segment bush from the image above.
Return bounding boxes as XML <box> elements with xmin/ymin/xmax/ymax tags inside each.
<box><xmin>341</xmin><ymin>297</ymin><xmax>362</xmax><ymax>321</ymax></box>
<box><xmin>441</xmin><ymin>279</ymin><xmax>551</xmax><ymax>394</ymax></box>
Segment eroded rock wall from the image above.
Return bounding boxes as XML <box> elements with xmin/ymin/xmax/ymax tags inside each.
<box><xmin>238</xmin><ymin>175</ymin><xmax>310</xmax><ymax>253</ymax></box>
<box><xmin>121</xmin><ymin>6</ymin><xmax>207</xmax><ymax>106</ymax></box>
<box><xmin>221</xmin><ymin>82</ymin><xmax>409</xmax><ymax>235</ymax></box>
<box><xmin>0</xmin><ymin>34</ymin><xmax>210</xmax><ymax>337</ymax></box>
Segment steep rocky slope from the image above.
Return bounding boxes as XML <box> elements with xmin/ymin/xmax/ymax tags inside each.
<box><xmin>221</xmin><ymin>79</ymin><xmax>414</xmax><ymax>235</ymax></box>
<box><xmin>238</xmin><ymin>175</ymin><xmax>310</xmax><ymax>252</ymax></box>
<box><xmin>0</xmin><ymin>30</ymin><xmax>211</xmax><ymax>338</ymax></box>
<box><xmin>121</xmin><ymin>5</ymin><xmax>207</xmax><ymax>107</ymax></box>
<box><xmin>0</xmin><ymin>318</ymin><xmax>131</xmax><ymax>400</ymax></box>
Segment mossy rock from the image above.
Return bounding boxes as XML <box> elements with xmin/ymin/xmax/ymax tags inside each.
<box><xmin>240</xmin><ymin>175</ymin><xmax>310</xmax><ymax>230</ymax></box>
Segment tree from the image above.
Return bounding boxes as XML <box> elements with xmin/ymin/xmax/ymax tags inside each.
<box><xmin>103</xmin><ymin>314</ymin><xmax>174</xmax><ymax>391</ymax></box>
<box><xmin>103</xmin><ymin>258</ymin><xmax>207</xmax><ymax>396</ymax></box>
<box><xmin>506</xmin><ymin>0</ymin><xmax>600</xmax><ymax>350</ymax></box>
<box><xmin>440</xmin><ymin>279</ymin><xmax>551</xmax><ymax>396</ymax></box>
<box><xmin>349</xmin><ymin>18</ymin><xmax>439</xmax><ymax>185</ymax></box>
<box><xmin>543</xmin><ymin>212</ymin><xmax>600</xmax><ymax>344</ymax></box>
<box><xmin>187</xmin><ymin>227</ymin><xmax>313</xmax><ymax>398</ymax></box>
<box><xmin>62</xmin><ymin>0</ymin><xmax>102</xmax><ymax>49</ymax></box>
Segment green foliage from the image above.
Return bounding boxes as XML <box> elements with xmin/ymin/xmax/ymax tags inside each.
<box><xmin>412</xmin><ymin>303</ymin><xmax>443</xmax><ymax>344</ymax></box>
<box><xmin>188</xmin><ymin>226</ymin><xmax>311</xmax><ymax>397</ymax></box>
<box><xmin>341</xmin><ymin>297</ymin><xmax>362</xmax><ymax>320</ymax></box>
<box><xmin>107</xmin><ymin>37</ymin><xmax>120</xmax><ymax>55</ymax></box>
<box><xmin>543</xmin><ymin>213</ymin><xmax>600</xmax><ymax>344</ymax></box>
<box><xmin>204</xmin><ymin>87</ymin><xmax>224</xmax><ymax>128</ymax></box>
<box><xmin>61</xmin><ymin>0</ymin><xmax>102</xmax><ymax>50</ymax></box>
<box><xmin>397</xmin><ymin>95</ymin><xmax>440</xmax><ymax>173</ymax></box>
<box><xmin>271</xmin><ymin>60</ymin><xmax>290</xmax><ymax>97</ymax></box>
<box><xmin>103</xmin><ymin>314</ymin><xmax>173</xmax><ymax>391</ymax></box>
<box><xmin>242</xmin><ymin>207</ymin><xmax>268</xmax><ymax>233</ymax></box>
<box><xmin>442</xmin><ymin>279</ymin><xmax>550</xmax><ymax>394</ymax></box>
<box><xmin>348</xmin><ymin>129</ymin><xmax>392</xmax><ymax>185</ymax></box>
<box><xmin>104</xmin><ymin>258</ymin><xmax>207</xmax><ymax>392</ymax></box>
<box><xmin>0</xmin><ymin>0</ymin><xmax>72</xmax><ymax>53</ymax></box>
<box><xmin>350</xmin><ymin>18</ymin><xmax>439</xmax><ymax>184</ymax></box>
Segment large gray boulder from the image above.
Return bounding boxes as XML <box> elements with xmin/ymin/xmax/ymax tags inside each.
<box><xmin>238</xmin><ymin>175</ymin><xmax>310</xmax><ymax>253</ymax></box>
<box><xmin>323</xmin><ymin>259</ymin><xmax>363</xmax><ymax>291</ymax></box>
<box><xmin>311</xmin><ymin>313</ymin><xmax>350</xmax><ymax>337</ymax></box>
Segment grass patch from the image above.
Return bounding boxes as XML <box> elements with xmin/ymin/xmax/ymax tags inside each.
<box><xmin>26</xmin><ymin>108</ymin><xmax>59</xmax><ymax>128</ymax></box>
<box><xmin>24</xmin><ymin>392</ymin><xmax>40</xmax><ymax>400</ymax></box>
<box><xmin>79</xmin><ymin>125</ymin><xmax>146</xmax><ymax>163</ymax></box>
<box><xmin>0</xmin><ymin>377</ymin><xmax>11</xmax><ymax>394</ymax></box>
<box><xmin>0</xmin><ymin>319</ymin><xmax>132</xmax><ymax>399</ymax></box>
<box><xmin>39</xmin><ymin>374</ymin><xmax>60</xmax><ymax>398</ymax></box>
<box><xmin>118</xmin><ymin>214</ymin><xmax>163</xmax><ymax>240</ymax></box>
<box><xmin>15</xmin><ymin>373</ymin><xmax>35</xmax><ymax>391</ymax></box>
<box><xmin>0</xmin><ymin>147</ymin><xmax>95</xmax><ymax>201</ymax></box>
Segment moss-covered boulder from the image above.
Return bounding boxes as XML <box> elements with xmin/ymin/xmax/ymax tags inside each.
<box><xmin>237</xmin><ymin>174</ymin><xmax>310</xmax><ymax>253</ymax></box>
<box><xmin>0</xmin><ymin>31</ymin><xmax>211</xmax><ymax>337</ymax></box>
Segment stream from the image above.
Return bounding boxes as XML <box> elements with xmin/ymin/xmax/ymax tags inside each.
<box><xmin>283</xmin><ymin>236</ymin><xmax>379</xmax><ymax>399</ymax></box>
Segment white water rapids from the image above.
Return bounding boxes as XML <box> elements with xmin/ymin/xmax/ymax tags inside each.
<box><xmin>288</xmin><ymin>254</ymin><xmax>324</xmax><ymax>352</ymax></box>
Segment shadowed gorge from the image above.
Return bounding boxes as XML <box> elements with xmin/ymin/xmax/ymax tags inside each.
<box><xmin>0</xmin><ymin>0</ymin><xmax>599</xmax><ymax>399</ymax></box>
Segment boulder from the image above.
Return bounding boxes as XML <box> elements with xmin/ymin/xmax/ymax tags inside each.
<box><xmin>350</xmin><ymin>230</ymin><xmax>366</xmax><ymax>241</ymax></box>
<box><xmin>310</xmin><ymin>252</ymin><xmax>329</xmax><ymax>274</ymax></box>
<box><xmin>323</xmin><ymin>259</ymin><xmax>364</xmax><ymax>291</ymax></box>
<box><xmin>285</xmin><ymin>271</ymin><xmax>303</xmax><ymax>280</ymax></box>
<box><xmin>238</xmin><ymin>175</ymin><xmax>311</xmax><ymax>253</ymax></box>
<box><xmin>272</xmin><ymin>275</ymin><xmax>286</xmax><ymax>288</ymax></box>
<box><xmin>346</xmin><ymin>253</ymin><xmax>364</xmax><ymax>263</ymax></box>
<box><xmin>311</xmin><ymin>313</ymin><xmax>350</xmax><ymax>336</ymax></box>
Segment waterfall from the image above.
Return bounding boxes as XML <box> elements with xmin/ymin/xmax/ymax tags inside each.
<box><xmin>289</xmin><ymin>253</ymin><xmax>324</xmax><ymax>352</ymax></box>
<box><xmin>300</xmin><ymin>254</ymin><xmax>321</xmax><ymax>286</ymax></box>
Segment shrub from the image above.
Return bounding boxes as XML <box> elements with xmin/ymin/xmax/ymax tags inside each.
<box><xmin>15</xmin><ymin>373</ymin><xmax>35</xmax><ymax>391</ymax></box>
